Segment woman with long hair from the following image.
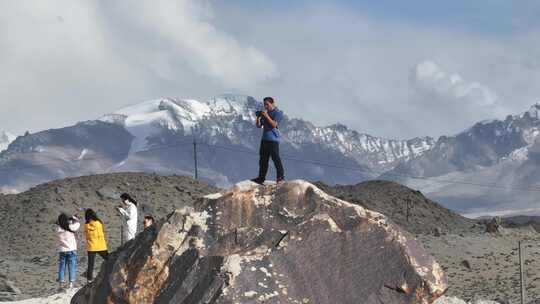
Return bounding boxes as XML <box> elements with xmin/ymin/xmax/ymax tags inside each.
<box><xmin>117</xmin><ymin>193</ymin><xmax>138</xmax><ymax>242</ymax></box>
<box><xmin>56</xmin><ymin>213</ymin><xmax>80</xmax><ymax>289</ymax></box>
<box><xmin>84</xmin><ymin>209</ymin><xmax>108</xmax><ymax>283</ymax></box>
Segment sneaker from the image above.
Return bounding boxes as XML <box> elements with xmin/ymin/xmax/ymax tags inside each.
<box><xmin>57</xmin><ymin>282</ymin><xmax>65</xmax><ymax>292</ymax></box>
<box><xmin>250</xmin><ymin>177</ymin><xmax>265</xmax><ymax>185</ymax></box>
<box><xmin>68</xmin><ymin>282</ymin><xmax>74</xmax><ymax>289</ymax></box>
<box><xmin>276</xmin><ymin>177</ymin><xmax>285</xmax><ymax>184</ymax></box>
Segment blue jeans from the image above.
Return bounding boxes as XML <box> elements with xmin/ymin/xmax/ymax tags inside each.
<box><xmin>58</xmin><ymin>251</ymin><xmax>77</xmax><ymax>282</ymax></box>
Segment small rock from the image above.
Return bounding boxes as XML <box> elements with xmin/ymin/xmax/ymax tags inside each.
<box><xmin>55</xmin><ymin>186</ymin><xmax>64</xmax><ymax>194</ymax></box>
<box><xmin>0</xmin><ymin>278</ymin><xmax>21</xmax><ymax>295</ymax></box>
<box><xmin>433</xmin><ymin>296</ymin><xmax>467</xmax><ymax>304</ymax></box>
<box><xmin>461</xmin><ymin>260</ymin><xmax>472</xmax><ymax>270</ymax></box>
<box><xmin>0</xmin><ymin>292</ymin><xmax>17</xmax><ymax>301</ymax></box>
<box><xmin>485</xmin><ymin>216</ymin><xmax>502</xmax><ymax>234</ymax></box>
<box><xmin>96</xmin><ymin>187</ymin><xmax>120</xmax><ymax>200</ymax></box>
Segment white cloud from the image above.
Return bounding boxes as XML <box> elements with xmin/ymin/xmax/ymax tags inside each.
<box><xmin>0</xmin><ymin>0</ymin><xmax>276</xmax><ymax>134</ymax></box>
<box><xmin>412</xmin><ymin>60</ymin><xmax>500</xmax><ymax>108</ymax></box>
<box><xmin>1</xmin><ymin>1</ymin><xmax>540</xmax><ymax>140</ymax></box>
<box><xmin>100</xmin><ymin>1</ymin><xmax>277</xmax><ymax>88</ymax></box>
<box><xmin>213</xmin><ymin>3</ymin><xmax>540</xmax><ymax>138</ymax></box>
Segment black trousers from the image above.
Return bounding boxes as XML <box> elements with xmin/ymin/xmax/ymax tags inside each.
<box><xmin>258</xmin><ymin>140</ymin><xmax>284</xmax><ymax>180</ymax></box>
<box><xmin>87</xmin><ymin>250</ymin><xmax>109</xmax><ymax>280</ymax></box>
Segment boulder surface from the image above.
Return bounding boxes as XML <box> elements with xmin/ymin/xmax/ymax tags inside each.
<box><xmin>72</xmin><ymin>180</ymin><xmax>447</xmax><ymax>304</ymax></box>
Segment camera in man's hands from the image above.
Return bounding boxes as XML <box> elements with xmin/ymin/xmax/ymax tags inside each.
<box><xmin>255</xmin><ymin>111</ymin><xmax>264</xmax><ymax>117</ymax></box>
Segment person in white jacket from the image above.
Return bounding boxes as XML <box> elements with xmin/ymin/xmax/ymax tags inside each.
<box><xmin>117</xmin><ymin>193</ymin><xmax>138</xmax><ymax>242</ymax></box>
<box><xmin>56</xmin><ymin>213</ymin><xmax>80</xmax><ymax>289</ymax></box>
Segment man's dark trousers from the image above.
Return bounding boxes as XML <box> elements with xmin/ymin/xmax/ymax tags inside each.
<box><xmin>258</xmin><ymin>140</ymin><xmax>284</xmax><ymax>181</ymax></box>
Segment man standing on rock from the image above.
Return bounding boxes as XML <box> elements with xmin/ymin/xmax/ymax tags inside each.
<box><xmin>251</xmin><ymin>97</ymin><xmax>285</xmax><ymax>185</ymax></box>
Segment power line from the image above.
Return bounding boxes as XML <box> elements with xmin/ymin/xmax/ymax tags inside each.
<box><xmin>200</xmin><ymin>142</ymin><xmax>540</xmax><ymax>193</ymax></box>
<box><xmin>0</xmin><ymin>140</ymin><xmax>195</xmax><ymax>173</ymax></box>
<box><xmin>2</xmin><ymin>139</ymin><xmax>540</xmax><ymax>193</ymax></box>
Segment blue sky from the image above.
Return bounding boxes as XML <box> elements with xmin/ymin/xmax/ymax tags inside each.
<box><xmin>1</xmin><ymin>0</ymin><xmax>540</xmax><ymax>138</ymax></box>
<box><xmin>224</xmin><ymin>0</ymin><xmax>539</xmax><ymax>35</ymax></box>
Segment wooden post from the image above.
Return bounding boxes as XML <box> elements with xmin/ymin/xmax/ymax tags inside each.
<box><xmin>193</xmin><ymin>140</ymin><xmax>198</xmax><ymax>180</ymax></box>
<box><xmin>519</xmin><ymin>241</ymin><xmax>525</xmax><ymax>304</ymax></box>
<box><xmin>191</xmin><ymin>126</ymin><xmax>198</xmax><ymax>180</ymax></box>
<box><xmin>406</xmin><ymin>199</ymin><xmax>410</xmax><ymax>222</ymax></box>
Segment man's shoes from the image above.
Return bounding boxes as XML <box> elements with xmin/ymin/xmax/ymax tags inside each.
<box><xmin>250</xmin><ymin>177</ymin><xmax>265</xmax><ymax>185</ymax></box>
<box><xmin>276</xmin><ymin>177</ymin><xmax>285</xmax><ymax>184</ymax></box>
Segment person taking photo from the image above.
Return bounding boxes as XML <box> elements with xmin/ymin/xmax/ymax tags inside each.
<box><xmin>251</xmin><ymin>96</ymin><xmax>285</xmax><ymax>185</ymax></box>
<box><xmin>117</xmin><ymin>193</ymin><xmax>138</xmax><ymax>242</ymax></box>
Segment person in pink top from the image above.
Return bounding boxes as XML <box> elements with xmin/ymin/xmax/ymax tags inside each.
<box><xmin>56</xmin><ymin>213</ymin><xmax>80</xmax><ymax>289</ymax></box>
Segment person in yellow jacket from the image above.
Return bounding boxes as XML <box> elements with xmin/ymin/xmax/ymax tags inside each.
<box><xmin>84</xmin><ymin>209</ymin><xmax>108</xmax><ymax>283</ymax></box>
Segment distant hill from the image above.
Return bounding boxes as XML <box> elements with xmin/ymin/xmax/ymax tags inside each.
<box><xmin>382</xmin><ymin>103</ymin><xmax>540</xmax><ymax>216</ymax></box>
<box><xmin>315</xmin><ymin>180</ymin><xmax>478</xmax><ymax>235</ymax></box>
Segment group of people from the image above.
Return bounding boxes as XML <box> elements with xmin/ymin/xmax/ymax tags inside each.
<box><xmin>54</xmin><ymin>96</ymin><xmax>285</xmax><ymax>289</ymax></box>
<box><xmin>55</xmin><ymin>193</ymin><xmax>155</xmax><ymax>289</ymax></box>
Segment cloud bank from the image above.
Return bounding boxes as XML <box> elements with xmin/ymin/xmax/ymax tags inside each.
<box><xmin>0</xmin><ymin>0</ymin><xmax>275</xmax><ymax>134</ymax></box>
<box><xmin>1</xmin><ymin>0</ymin><xmax>540</xmax><ymax>140</ymax></box>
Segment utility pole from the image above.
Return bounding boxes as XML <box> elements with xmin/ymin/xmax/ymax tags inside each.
<box><xmin>519</xmin><ymin>241</ymin><xmax>526</xmax><ymax>304</ymax></box>
<box><xmin>192</xmin><ymin>126</ymin><xmax>198</xmax><ymax>180</ymax></box>
<box><xmin>193</xmin><ymin>139</ymin><xmax>198</xmax><ymax>180</ymax></box>
<box><xmin>406</xmin><ymin>198</ymin><xmax>411</xmax><ymax>222</ymax></box>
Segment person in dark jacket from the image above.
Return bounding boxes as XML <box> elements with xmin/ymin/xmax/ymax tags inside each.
<box><xmin>143</xmin><ymin>215</ymin><xmax>155</xmax><ymax>229</ymax></box>
<box><xmin>251</xmin><ymin>97</ymin><xmax>285</xmax><ymax>184</ymax></box>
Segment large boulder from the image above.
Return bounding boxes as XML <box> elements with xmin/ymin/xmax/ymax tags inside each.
<box><xmin>72</xmin><ymin>180</ymin><xmax>448</xmax><ymax>304</ymax></box>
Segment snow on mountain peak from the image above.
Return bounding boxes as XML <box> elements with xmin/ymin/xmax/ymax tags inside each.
<box><xmin>0</xmin><ymin>131</ymin><xmax>16</xmax><ymax>152</ymax></box>
<box><xmin>207</xmin><ymin>94</ymin><xmax>259</xmax><ymax>119</ymax></box>
<box><xmin>97</xmin><ymin>94</ymin><xmax>435</xmax><ymax>168</ymax></box>
<box><xmin>99</xmin><ymin>95</ymin><xmax>261</xmax><ymax>153</ymax></box>
<box><xmin>526</xmin><ymin>102</ymin><xmax>540</xmax><ymax>118</ymax></box>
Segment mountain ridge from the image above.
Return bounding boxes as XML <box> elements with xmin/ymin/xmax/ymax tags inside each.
<box><xmin>382</xmin><ymin>102</ymin><xmax>540</xmax><ymax>215</ymax></box>
<box><xmin>3</xmin><ymin>94</ymin><xmax>540</xmax><ymax>216</ymax></box>
<box><xmin>0</xmin><ymin>94</ymin><xmax>434</xmax><ymax>191</ymax></box>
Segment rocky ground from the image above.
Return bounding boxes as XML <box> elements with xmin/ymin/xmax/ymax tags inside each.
<box><xmin>72</xmin><ymin>180</ymin><xmax>446</xmax><ymax>304</ymax></box>
<box><xmin>0</xmin><ymin>289</ymin><xmax>78</xmax><ymax>304</ymax></box>
<box><xmin>0</xmin><ymin>173</ymin><xmax>217</xmax><ymax>300</ymax></box>
<box><xmin>420</xmin><ymin>227</ymin><xmax>540</xmax><ymax>303</ymax></box>
<box><xmin>1</xmin><ymin>175</ymin><xmax>540</xmax><ymax>303</ymax></box>
<box><xmin>318</xmin><ymin>180</ymin><xmax>540</xmax><ymax>303</ymax></box>
<box><xmin>315</xmin><ymin>180</ymin><xmax>479</xmax><ymax>235</ymax></box>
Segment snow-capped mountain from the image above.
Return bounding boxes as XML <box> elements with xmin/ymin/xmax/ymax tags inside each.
<box><xmin>0</xmin><ymin>94</ymin><xmax>434</xmax><ymax>190</ymax></box>
<box><xmin>100</xmin><ymin>94</ymin><xmax>435</xmax><ymax>171</ymax></box>
<box><xmin>383</xmin><ymin>102</ymin><xmax>540</xmax><ymax>215</ymax></box>
<box><xmin>3</xmin><ymin>94</ymin><xmax>540</xmax><ymax>216</ymax></box>
<box><xmin>0</xmin><ymin>131</ymin><xmax>16</xmax><ymax>152</ymax></box>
